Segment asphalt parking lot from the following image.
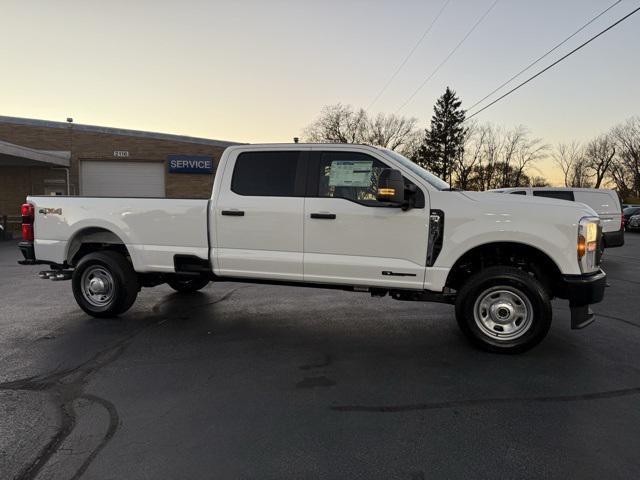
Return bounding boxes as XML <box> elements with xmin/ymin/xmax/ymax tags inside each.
<box><xmin>1</xmin><ymin>234</ymin><xmax>639</xmax><ymax>480</ymax></box>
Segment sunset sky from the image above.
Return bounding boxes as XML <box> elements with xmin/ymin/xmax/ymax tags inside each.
<box><xmin>2</xmin><ymin>0</ymin><xmax>639</xmax><ymax>184</ymax></box>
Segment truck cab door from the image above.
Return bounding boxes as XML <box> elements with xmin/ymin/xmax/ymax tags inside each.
<box><xmin>303</xmin><ymin>150</ymin><xmax>429</xmax><ymax>289</ymax></box>
<box><xmin>213</xmin><ymin>150</ymin><xmax>306</xmax><ymax>281</ymax></box>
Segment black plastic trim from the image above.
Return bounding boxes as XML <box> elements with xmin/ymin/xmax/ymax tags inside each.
<box><xmin>426</xmin><ymin>209</ymin><xmax>444</xmax><ymax>266</ymax></box>
<box><xmin>560</xmin><ymin>270</ymin><xmax>607</xmax><ymax>306</ymax></box>
<box><xmin>381</xmin><ymin>271</ymin><xmax>416</xmax><ymax>277</ymax></box>
<box><xmin>174</xmin><ymin>254</ymin><xmax>210</xmax><ymax>274</ymax></box>
<box><xmin>603</xmin><ymin>229</ymin><xmax>624</xmax><ymax>248</ymax></box>
<box><xmin>17</xmin><ymin>241</ymin><xmax>65</xmax><ymax>267</ymax></box>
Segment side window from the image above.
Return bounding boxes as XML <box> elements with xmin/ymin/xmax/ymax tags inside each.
<box><xmin>315</xmin><ymin>151</ymin><xmax>424</xmax><ymax>207</ymax></box>
<box><xmin>510</xmin><ymin>191</ymin><xmax>527</xmax><ymax>195</ymax></box>
<box><xmin>533</xmin><ymin>190</ymin><xmax>575</xmax><ymax>201</ymax></box>
<box><xmin>231</xmin><ymin>151</ymin><xmax>300</xmax><ymax>196</ymax></box>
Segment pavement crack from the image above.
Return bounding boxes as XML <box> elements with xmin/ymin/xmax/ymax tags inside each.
<box><xmin>331</xmin><ymin>386</ymin><xmax>640</xmax><ymax>412</ymax></box>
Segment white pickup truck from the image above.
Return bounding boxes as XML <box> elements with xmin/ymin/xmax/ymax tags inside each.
<box><xmin>18</xmin><ymin>144</ymin><xmax>607</xmax><ymax>353</ymax></box>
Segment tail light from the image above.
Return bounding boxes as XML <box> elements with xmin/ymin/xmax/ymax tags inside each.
<box><xmin>21</xmin><ymin>203</ymin><xmax>35</xmax><ymax>241</ymax></box>
<box><xmin>621</xmin><ymin>214</ymin><xmax>625</xmax><ymax>230</ymax></box>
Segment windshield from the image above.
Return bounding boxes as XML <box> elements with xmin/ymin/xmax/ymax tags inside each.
<box><xmin>381</xmin><ymin>148</ymin><xmax>450</xmax><ymax>190</ymax></box>
<box><xmin>624</xmin><ymin>207</ymin><xmax>640</xmax><ymax>215</ymax></box>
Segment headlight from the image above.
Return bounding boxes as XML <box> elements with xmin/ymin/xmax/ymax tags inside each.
<box><xmin>577</xmin><ymin>216</ymin><xmax>600</xmax><ymax>273</ymax></box>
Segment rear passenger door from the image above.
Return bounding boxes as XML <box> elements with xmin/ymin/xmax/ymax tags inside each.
<box><xmin>303</xmin><ymin>149</ymin><xmax>429</xmax><ymax>289</ymax></box>
<box><xmin>214</xmin><ymin>150</ymin><xmax>306</xmax><ymax>281</ymax></box>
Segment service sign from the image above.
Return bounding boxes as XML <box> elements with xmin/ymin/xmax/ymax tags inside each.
<box><xmin>167</xmin><ymin>155</ymin><xmax>214</xmax><ymax>174</ymax></box>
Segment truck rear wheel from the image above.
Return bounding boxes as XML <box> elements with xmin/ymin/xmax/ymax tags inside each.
<box><xmin>454</xmin><ymin>266</ymin><xmax>552</xmax><ymax>353</ymax></box>
<box><xmin>72</xmin><ymin>251</ymin><xmax>139</xmax><ymax>318</ymax></box>
<box><xmin>167</xmin><ymin>276</ymin><xmax>210</xmax><ymax>293</ymax></box>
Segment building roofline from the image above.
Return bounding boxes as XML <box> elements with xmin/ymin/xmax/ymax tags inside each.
<box><xmin>0</xmin><ymin>139</ymin><xmax>70</xmax><ymax>167</ymax></box>
<box><xmin>0</xmin><ymin>115</ymin><xmax>242</xmax><ymax>148</ymax></box>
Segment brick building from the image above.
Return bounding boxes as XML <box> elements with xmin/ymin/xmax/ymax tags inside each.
<box><xmin>0</xmin><ymin>116</ymin><xmax>238</xmax><ymax>234</ymax></box>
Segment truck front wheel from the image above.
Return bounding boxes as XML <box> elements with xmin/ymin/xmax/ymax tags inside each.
<box><xmin>455</xmin><ymin>266</ymin><xmax>552</xmax><ymax>353</ymax></box>
<box><xmin>72</xmin><ymin>251</ymin><xmax>139</xmax><ymax>318</ymax></box>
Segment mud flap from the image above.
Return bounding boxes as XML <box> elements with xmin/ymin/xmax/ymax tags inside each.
<box><xmin>570</xmin><ymin>304</ymin><xmax>595</xmax><ymax>329</ymax></box>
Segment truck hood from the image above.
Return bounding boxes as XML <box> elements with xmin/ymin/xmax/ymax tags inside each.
<box><xmin>461</xmin><ymin>191</ymin><xmax>597</xmax><ymax>217</ymax></box>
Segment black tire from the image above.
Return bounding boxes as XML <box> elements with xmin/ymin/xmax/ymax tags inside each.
<box><xmin>166</xmin><ymin>276</ymin><xmax>210</xmax><ymax>293</ymax></box>
<box><xmin>72</xmin><ymin>251</ymin><xmax>139</xmax><ymax>318</ymax></box>
<box><xmin>455</xmin><ymin>266</ymin><xmax>552</xmax><ymax>354</ymax></box>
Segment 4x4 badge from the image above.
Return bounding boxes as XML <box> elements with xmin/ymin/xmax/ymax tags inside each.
<box><xmin>38</xmin><ymin>208</ymin><xmax>62</xmax><ymax>215</ymax></box>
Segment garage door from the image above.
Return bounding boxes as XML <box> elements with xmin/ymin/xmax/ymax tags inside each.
<box><xmin>81</xmin><ymin>161</ymin><xmax>165</xmax><ymax>197</ymax></box>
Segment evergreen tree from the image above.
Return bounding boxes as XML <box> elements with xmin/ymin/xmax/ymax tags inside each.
<box><xmin>417</xmin><ymin>87</ymin><xmax>466</xmax><ymax>183</ymax></box>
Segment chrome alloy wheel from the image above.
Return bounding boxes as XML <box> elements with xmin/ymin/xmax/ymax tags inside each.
<box><xmin>473</xmin><ymin>286</ymin><xmax>533</xmax><ymax>341</ymax></box>
<box><xmin>80</xmin><ymin>266</ymin><xmax>115</xmax><ymax>308</ymax></box>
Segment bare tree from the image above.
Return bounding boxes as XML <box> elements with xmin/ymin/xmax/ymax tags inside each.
<box><xmin>303</xmin><ymin>104</ymin><xmax>368</xmax><ymax>144</ymax></box>
<box><xmin>553</xmin><ymin>142</ymin><xmax>579</xmax><ymax>187</ymax></box>
<box><xmin>478</xmin><ymin>124</ymin><xmax>503</xmax><ymax>190</ymax></box>
<box><xmin>552</xmin><ymin>142</ymin><xmax>592</xmax><ymax>187</ymax></box>
<box><xmin>529</xmin><ymin>175</ymin><xmax>549</xmax><ymax>187</ymax></box>
<box><xmin>498</xmin><ymin>126</ymin><xmax>524</xmax><ymax>187</ymax></box>
<box><xmin>472</xmin><ymin>125</ymin><xmax>546</xmax><ymax>189</ymax></box>
<box><xmin>367</xmin><ymin>112</ymin><xmax>419</xmax><ymax>151</ymax></box>
<box><xmin>571</xmin><ymin>158</ymin><xmax>592</xmax><ymax>188</ymax></box>
<box><xmin>611</xmin><ymin>116</ymin><xmax>640</xmax><ymax>199</ymax></box>
<box><xmin>585</xmin><ymin>134</ymin><xmax>616</xmax><ymax>188</ymax></box>
<box><xmin>608</xmin><ymin>160</ymin><xmax>633</xmax><ymax>199</ymax></box>
<box><xmin>513</xmin><ymin>132</ymin><xmax>547</xmax><ymax>187</ymax></box>
<box><xmin>452</xmin><ymin>121</ymin><xmax>486</xmax><ymax>190</ymax></box>
<box><xmin>303</xmin><ymin>103</ymin><xmax>419</xmax><ymax>155</ymax></box>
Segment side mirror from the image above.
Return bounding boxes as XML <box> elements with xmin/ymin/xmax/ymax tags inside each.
<box><xmin>376</xmin><ymin>169</ymin><xmax>405</xmax><ymax>206</ymax></box>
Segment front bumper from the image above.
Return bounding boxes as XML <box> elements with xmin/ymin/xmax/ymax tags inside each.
<box><xmin>603</xmin><ymin>229</ymin><xmax>624</xmax><ymax>248</ymax></box>
<box><xmin>560</xmin><ymin>270</ymin><xmax>607</xmax><ymax>329</ymax></box>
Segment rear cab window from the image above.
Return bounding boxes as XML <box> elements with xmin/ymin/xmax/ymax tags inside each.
<box><xmin>231</xmin><ymin>151</ymin><xmax>305</xmax><ymax>196</ymax></box>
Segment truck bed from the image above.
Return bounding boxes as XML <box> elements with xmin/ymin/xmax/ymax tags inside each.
<box><xmin>27</xmin><ymin>196</ymin><xmax>210</xmax><ymax>272</ymax></box>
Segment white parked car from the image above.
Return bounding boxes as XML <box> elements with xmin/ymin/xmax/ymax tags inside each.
<box><xmin>18</xmin><ymin>144</ymin><xmax>606</xmax><ymax>353</ymax></box>
<box><xmin>488</xmin><ymin>187</ymin><xmax>624</xmax><ymax>248</ymax></box>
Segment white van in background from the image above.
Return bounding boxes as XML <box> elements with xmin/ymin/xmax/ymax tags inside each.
<box><xmin>488</xmin><ymin>187</ymin><xmax>624</xmax><ymax>248</ymax></box>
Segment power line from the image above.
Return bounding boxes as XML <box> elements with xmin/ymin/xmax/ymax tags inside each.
<box><xmin>466</xmin><ymin>0</ymin><xmax>622</xmax><ymax>113</ymax></box>
<box><xmin>466</xmin><ymin>5</ymin><xmax>640</xmax><ymax>121</ymax></box>
<box><xmin>367</xmin><ymin>0</ymin><xmax>452</xmax><ymax>111</ymax></box>
<box><xmin>396</xmin><ymin>0</ymin><xmax>500</xmax><ymax>113</ymax></box>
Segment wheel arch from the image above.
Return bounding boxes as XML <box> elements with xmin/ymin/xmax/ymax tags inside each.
<box><xmin>445</xmin><ymin>241</ymin><xmax>564</xmax><ymax>296</ymax></box>
<box><xmin>66</xmin><ymin>227</ymin><xmax>132</xmax><ymax>267</ymax></box>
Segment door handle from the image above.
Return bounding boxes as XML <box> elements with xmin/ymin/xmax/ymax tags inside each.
<box><xmin>310</xmin><ymin>213</ymin><xmax>336</xmax><ymax>219</ymax></box>
<box><xmin>221</xmin><ymin>210</ymin><xmax>245</xmax><ymax>216</ymax></box>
